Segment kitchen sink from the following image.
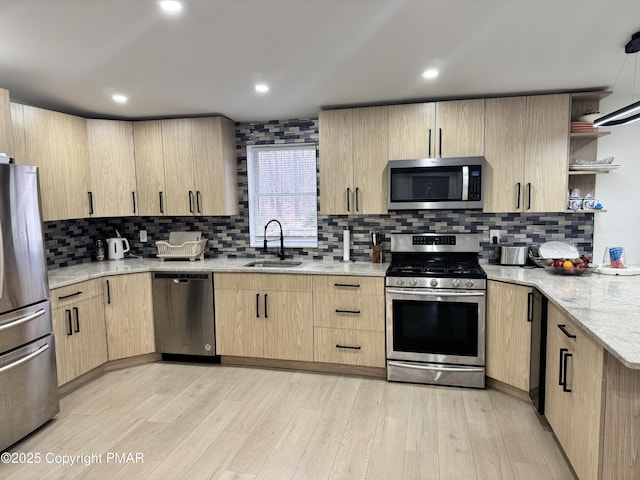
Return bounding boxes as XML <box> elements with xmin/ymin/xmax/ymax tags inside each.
<box><xmin>243</xmin><ymin>260</ymin><xmax>303</xmax><ymax>268</ymax></box>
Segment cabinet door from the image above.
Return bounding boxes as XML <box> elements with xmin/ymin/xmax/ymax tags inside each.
<box><xmin>87</xmin><ymin>119</ymin><xmax>137</xmax><ymax>217</ymax></box>
<box><xmin>435</xmin><ymin>99</ymin><xmax>485</xmax><ymax>158</ymax></box>
<box><xmin>319</xmin><ymin>109</ymin><xmax>353</xmax><ymax>214</ymax></box>
<box><xmin>20</xmin><ymin>105</ymin><xmax>90</xmax><ymax>220</ymax></box>
<box><xmin>103</xmin><ymin>273</ymin><xmax>155</xmax><ymax>360</ymax></box>
<box><xmin>73</xmin><ymin>296</ymin><xmax>108</xmax><ymax>377</ymax></box>
<box><xmin>524</xmin><ymin>94</ymin><xmax>570</xmax><ymax>212</ymax></box>
<box><xmin>352</xmin><ymin>106</ymin><xmax>389</xmax><ymax>214</ymax></box>
<box><xmin>52</xmin><ymin>307</ymin><xmax>79</xmax><ymax>386</ymax></box>
<box><xmin>262</xmin><ymin>290</ymin><xmax>313</xmax><ymax>361</ymax></box>
<box><xmin>52</xmin><ymin>297</ymin><xmax>107</xmax><ymax>386</ymax></box>
<box><xmin>486</xmin><ymin>281</ymin><xmax>532</xmax><ymax>391</ymax></box>
<box><xmin>483</xmin><ymin>97</ymin><xmax>527</xmax><ymax>213</ymax></box>
<box><xmin>192</xmin><ymin>117</ymin><xmax>239</xmax><ymax>216</ymax></box>
<box><xmin>388</xmin><ymin>103</ymin><xmax>435</xmax><ymax>159</ymax></box>
<box><xmin>215</xmin><ymin>288</ymin><xmax>265</xmax><ymax>357</ymax></box>
<box><xmin>133</xmin><ymin>120</ymin><xmax>166</xmax><ymax>216</ymax></box>
<box><xmin>567</xmin><ymin>321</ymin><xmax>604</xmax><ymax>480</ymax></box>
<box><xmin>161</xmin><ymin>118</ymin><xmax>196</xmax><ymax>215</ymax></box>
<box><xmin>544</xmin><ymin>303</ymin><xmax>573</xmax><ymax>448</ymax></box>
<box><xmin>0</xmin><ymin>88</ymin><xmax>13</xmax><ymax>155</ymax></box>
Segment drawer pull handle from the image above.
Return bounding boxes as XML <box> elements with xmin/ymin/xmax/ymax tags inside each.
<box><xmin>335</xmin><ymin>309</ymin><xmax>361</xmax><ymax>314</ymax></box>
<box><xmin>58</xmin><ymin>291</ymin><xmax>83</xmax><ymax>301</ymax></box>
<box><xmin>336</xmin><ymin>344</ymin><xmax>361</xmax><ymax>350</ymax></box>
<box><xmin>562</xmin><ymin>351</ymin><xmax>572</xmax><ymax>393</ymax></box>
<box><xmin>73</xmin><ymin>307</ymin><xmax>80</xmax><ymax>333</ymax></box>
<box><xmin>558</xmin><ymin>324</ymin><xmax>577</xmax><ymax>339</ymax></box>
<box><xmin>334</xmin><ymin>283</ymin><xmax>360</xmax><ymax>288</ymax></box>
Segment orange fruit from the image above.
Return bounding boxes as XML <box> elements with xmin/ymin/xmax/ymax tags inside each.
<box><xmin>562</xmin><ymin>260</ymin><xmax>574</xmax><ymax>268</ymax></box>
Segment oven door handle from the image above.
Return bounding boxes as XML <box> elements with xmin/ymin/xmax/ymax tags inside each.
<box><xmin>386</xmin><ymin>288</ymin><xmax>485</xmax><ymax>297</ymax></box>
<box><xmin>387</xmin><ymin>360</ymin><xmax>485</xmax><ymax>374</ymax></box>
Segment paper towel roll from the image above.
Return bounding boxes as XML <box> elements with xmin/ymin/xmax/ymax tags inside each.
<box><xmin>343</xmin><ymin>229</ymin><xmax>350</xmax><ymax>262</ymax></box>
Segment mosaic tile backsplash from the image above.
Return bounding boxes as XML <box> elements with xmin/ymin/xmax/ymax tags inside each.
<box><xmin>44</xmin><ymin>118</ymin><xmax>593</xmax><ymax>269</ymax></box>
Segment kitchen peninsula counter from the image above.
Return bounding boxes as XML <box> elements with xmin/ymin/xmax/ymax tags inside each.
<box><xmin>483</xmin><ymin>264</ymin><xmax>640</xmax><ymax>369</ymax></box>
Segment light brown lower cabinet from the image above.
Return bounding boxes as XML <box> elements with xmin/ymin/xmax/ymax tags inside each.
<box><xmin>312</xmin><ymin>275</ymin><xmax>385</xmax><ymax>368</ymax></box>
<box><xmin>486</xmin><ymin>280</ymin><xmax>532</xmax><ymax>391</ymax></box>
<box><xmin>214</xmin><ymin>273</ymin><xmax>313</xmax><ymax>361</ymax></box>
<box><xmin>103</xmin><ymin>273</ymin><xmax>155</xmax><ymax>361</ymax></box>
<box><xmin>51</xmin><ymin>280</ymin><xmax>107</xmax><ymax>386</ymax></box>
<box><xmin>545</xmin><ymin>302</ymin><xmax>605</xmax><ymax>480</ymax></box>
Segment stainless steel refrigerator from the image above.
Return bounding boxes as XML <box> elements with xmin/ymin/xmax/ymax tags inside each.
<box><xmin>0</xmin><ymin>163</ymin><xmax>59</xmax><ymax>452</ymax></box>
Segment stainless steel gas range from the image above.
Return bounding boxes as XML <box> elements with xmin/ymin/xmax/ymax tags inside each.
<box><xmin>385</xmin><ymin>233</ymin><xmax>486</xmax><ymax>388</ymax></box>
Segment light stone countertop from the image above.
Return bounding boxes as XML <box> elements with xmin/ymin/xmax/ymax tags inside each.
<box><xmin>483</xmin><ymin>264</ymin><xmax>640</xmax><ymax>370</ymax></box>
<box><xmin>48</xmin><ymin>258</ymin><xmax>640</xmax><ymax>370</ymax></box>
<box><xmin>47</xmin><ymin>257</ymin><xmax>390</xmax><ymax>290</ymax></box>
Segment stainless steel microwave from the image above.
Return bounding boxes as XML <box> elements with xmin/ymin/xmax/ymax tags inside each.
<box><xmin>387</xmin><ymin>157</ymin><xmax>486</xmax><ymax>210</ymax></box>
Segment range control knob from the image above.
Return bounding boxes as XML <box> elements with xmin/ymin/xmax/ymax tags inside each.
<box><xmin>396</xmin><ymin>278</ymin><xmax>404</xmax><ymax>286</ymax></box>
<box><xmin>465</xmin><ymin>279</ymin><xmax>474</xmax><ymax>288</ymax></box>
<box><xmin>409</xmin><ymin>278</ymin><xmax>418</xmax><ymax>287</ymax></box>
<box><xmin>451</xmin><ymin>279</ymin><xmax>461</xmax><ymax>288</ymax></box>
<box><xmin>430</xmin><ymin>279</ymin><xmax>439</xmax><ymax>287</ymax></box>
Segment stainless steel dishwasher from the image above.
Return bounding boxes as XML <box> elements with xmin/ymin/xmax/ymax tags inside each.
<box><xmin>152</xmin><ymin>272</ymin><xmax>215</xmax><ymax>356</ymax></box>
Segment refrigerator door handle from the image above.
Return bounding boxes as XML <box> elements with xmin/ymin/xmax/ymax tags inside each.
<box><xmin>0</xmin><ymin>225</ymin><xmax>4</xmax><ymax>300</ymax></box>
<box><xmin>0</xmin><ymin>309</ymin><xmax>46</xmax><ymax>332</ymax></box>
<box><xmin>0</xmin><ymin>344</ymin><xmax>50</xmax><ymax>374</ymax></box>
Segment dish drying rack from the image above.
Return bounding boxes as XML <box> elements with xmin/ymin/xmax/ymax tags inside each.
<box><xmin>156</xmin><ymin>231</ymin><xmax>208</xmax><ymax>261</ymax></box>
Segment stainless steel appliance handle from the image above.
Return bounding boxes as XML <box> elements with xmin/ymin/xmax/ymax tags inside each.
<box><xmin>0</xmin><ymin>309</ymin><xmax>46</xmax><ymax>331</ymax></box>
<box><xmin>461</xmin><ymin>166</ymin><xmax>469</xmax><ymax>201</ymax></box>
<box><xmin>386</xmin><ymin>288</ymin><xmax>485</xmax><ymax>297</ymax></box>
<box><xmin>0</xmin><ymin>224</ymin><xmax>4</xmax><ymax>300</ymax></box>
<box><xmin>387</xmin><ymin>360</ymin><xmax>484</xmax><ymax>373</ymax></box>
<box><xmin>0</xmin><ymin>344</ymin><xmax>50</xmax><ymax>374</ymax></box>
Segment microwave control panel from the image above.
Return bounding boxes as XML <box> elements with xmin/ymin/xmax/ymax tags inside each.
<box><xmin>469</xmin><ymin>166</ymin><xmax>482</xmax><ymax>201</ymax></box>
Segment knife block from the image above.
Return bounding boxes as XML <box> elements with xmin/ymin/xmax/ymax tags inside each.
<box><xmin>372</xmin><ymin>244</ymin><xmax>384</xmax><ymax>263</ymax></box>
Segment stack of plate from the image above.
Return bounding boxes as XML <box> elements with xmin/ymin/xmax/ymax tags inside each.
<box><xmin>571</xmin><ymin>121</ymin><xmax>598</xmax><ymax>133</ymax></box>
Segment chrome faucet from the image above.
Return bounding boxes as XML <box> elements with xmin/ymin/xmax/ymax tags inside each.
<box><xmin>263</xmin><ymin>219</ymin><xmax>285</xmax><ymax>260</ymax></box>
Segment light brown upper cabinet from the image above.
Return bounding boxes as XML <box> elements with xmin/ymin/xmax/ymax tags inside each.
<box><xmin>319</xmin><ymin>106</ymin><xmax>389</xmax><ymax>214</ymax></box>
<box><xmin>86</xmin><ymin>119</ymin><xmax>137</xmax><ymax>217</ymax></box>
<box><xmin>0</xmin><ymin>88</ymin><xmax>13</xmax><ymax>155</ymax></box>
<box><xmin>484</xmin><ymin>94</ymin><xmax>570</xmax><ymax>213</ymax></box>
<box><xmin>388</xmin><ymin>99</ymin><xmax>485</xmax><ymax>159</ymax></box>
<box><xmin>162</xmin><ymin>117</ymin><xmax>238</xmax><ymax>216</ymax></box>
<box><xmin>133</xmin><ymin>120</ymin><xmax>166</xmax><ymax>216</ymax></box>
<box><xmin>14</xmin><ymin>104</ymin><xmax>90</xmax><ymax>221</ymax></box>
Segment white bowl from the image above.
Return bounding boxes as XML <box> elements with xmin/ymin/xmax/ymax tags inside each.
<box><xmin>578</xmin><ymin>113</ymin><xmax>601</xmax><ymax>123</ymax></box>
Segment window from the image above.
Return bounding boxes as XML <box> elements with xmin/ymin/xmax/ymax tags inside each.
<box><xmin>247</xmin><ymin>144</ymin><xmax>318</xmax><ymax>248</ymax></box>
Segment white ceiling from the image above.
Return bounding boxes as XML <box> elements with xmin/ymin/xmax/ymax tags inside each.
<box><xmin>1</xmin><ymin>0</ymin><xmax>639</xmax><ymax>122</ymax></box>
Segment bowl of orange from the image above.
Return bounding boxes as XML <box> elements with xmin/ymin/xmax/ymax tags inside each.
<box><xmin>544</xmin><ymin>257</ymin><xmax>595</xmax><ymax>275</ymax></box>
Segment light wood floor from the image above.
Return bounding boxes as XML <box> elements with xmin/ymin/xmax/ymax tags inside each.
<box><xmin>2</xmin><ymin>362</ymin><xmax>576</xmax><ymax>480</ymax></box>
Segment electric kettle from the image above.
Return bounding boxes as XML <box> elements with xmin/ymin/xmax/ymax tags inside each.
<box><xmin>106</xmin><ymin>237</ymin><xmax>130</xmax><ymax>260</ymax></box>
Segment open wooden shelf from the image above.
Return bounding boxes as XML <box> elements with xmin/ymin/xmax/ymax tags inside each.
<box><xmin>570</xmin><ymin>131</ymin><xmax>611</xmax><ymax>138</ymax></box>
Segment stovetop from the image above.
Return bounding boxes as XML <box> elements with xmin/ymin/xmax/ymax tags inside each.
<box><xmin>387</xmin><ymin>253</ymin><xmax>486</xmax><ymax>279</ymax></box>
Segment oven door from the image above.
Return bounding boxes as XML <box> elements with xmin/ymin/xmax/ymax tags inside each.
<box><xmin>385</xmin><ymin>287</ymin><xmax>485</xmax><ymax>366</ymax></box>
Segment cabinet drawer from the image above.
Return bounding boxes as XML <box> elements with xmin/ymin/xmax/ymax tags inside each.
<box><xmin>214</xmin><ymin>273</ymin><xmax>312</xmax><ymax>292</ymax></box>
<box><xmin>314</xmin><ymin>327</ymin><xmax>385</xmax><ymax>368</ymax></box>
<box><xmin>314</xmin><ymin>292</ymin><xmax>384</xmax><ymax>331</ymax></box>
<box><xmin>51</xmin><ymin>279</ymin><xmax>103</xmax><ymax>309</ymax></box>
<box><xmin>313</xmin><ymin>275</ymin><xmax>383</xmax><ymax>295</ymax></box>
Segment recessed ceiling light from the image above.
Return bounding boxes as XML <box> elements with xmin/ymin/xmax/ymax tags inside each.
<box><xmin>255</xmin><ymin>84</ymin><xmax>270</xmax><ymax>93</ymax></box>
<box><xmin>158</xmin><ymin>0</ymin><xmax>183</xmax><ymax>14</ymax></box>
<box><xmin>422</xmin><ymin>68</ymin><xmax>439</xmax><ymax>80</ymax></box>
<box><xmin>112</xmin><ymin>94</ymin><xmax>128</xmax><ymax>104</ymax></box>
